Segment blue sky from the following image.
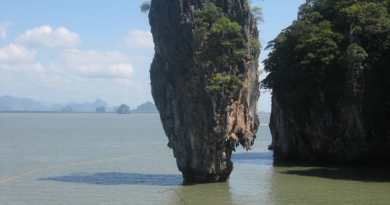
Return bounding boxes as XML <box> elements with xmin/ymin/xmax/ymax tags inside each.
<box><xmin>0</xmin><ymin>0</ymin><xmax>304</xmax><ymax>111</ymax></box>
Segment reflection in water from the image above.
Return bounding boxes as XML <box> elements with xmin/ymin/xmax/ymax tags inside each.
<box><xmin>230</xmin><ymin>151</ymin><xmax>275</xmax><ymax>204</ymax></box>
<box><xmin>168</xmin><ymin>180</ymin><xmax>233</xmax><ymax>205</ymax></box>
<box><xmin>39</xmin><ymin>172</ymin><xmax>184</xmax><ymax>186</ymax></box>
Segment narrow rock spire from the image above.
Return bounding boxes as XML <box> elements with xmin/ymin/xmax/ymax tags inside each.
<box><xmin>149</xmin><ymin>0</ymin><xmax>260</xmax><ymax>182</ymax></box>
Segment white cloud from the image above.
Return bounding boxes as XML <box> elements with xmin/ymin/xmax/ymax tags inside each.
<box><xmin>0</xmin><ymin>21</ymin><xmax>12</xmax><ymax>39</ymax></box>
<box><xmin>1</xmin><ymin>26</ymin><xmax>151</xmax><ymax>107</ymax></box>
<box><xmin>124</xmin><ymin>29</ymin><xmax>154</xmax><ymax>49</ymax></box>
<box><xmin>109</xmin><ymin>63</ymin><xmax>134</xmax><ymax>76</ymax></box>
<box><xmin>0</xmin><ymin>62</ymin><xmax>44</xmax><ymax>72</ymax></box>
<box><xmin>58</xmin><ymin>49</ymin><xmax>131</xmax><ymax>64</ymax></box>
<box><xmin>0</xmin><ymin>47</ymin><xmax>143</xmax><ymax>106</ymax></box>
<box><xmin>0</xmin><ymin>44</ymin><xmax>43</xmax><ymax>72</ymax></box>
<box><xmin>0</xmin><ymin>43</ymin><xmax>35</xmax><ymax>63</ymax></box>
<box><xmin>52</xmin><ymin>49</ymin><xmax>134</xmax><ymax>78</ymax></box>
<box><xmin>15</xmin><ymin>25</ymin><xmax>80</xmax><ymax>47</ymax></box>
<box><xmin>258</xmin><ymin>62</ymin><xmax>268</xmax><ymax>81</ymax></box>
<box><xmin>259</xmin><ymin>61</ymin><xmax>265</xmax><ymax>70</ymax></box>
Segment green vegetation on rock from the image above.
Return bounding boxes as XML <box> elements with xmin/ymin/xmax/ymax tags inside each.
<box><xmin>192</xmin><ymin>3</ymin><xmax>246</xmax><ymax>70</ymax></box>
<box><xmin>250</xmin><ymin>5</ymin><xmax>264</xmax><ymax>23</ymax></box>
<box><xmin>262</xmin><ymin>0</ymin><xmax>390</xmax><ymax>109</ymax></box>
<box><xmin>210</xmin><ymin>73</ymin><xmax>240</xmax><ymax>90</ymax></box>
<box><xmin>264</xmin><ymin>0</ymin><xmax>390</xmax><ymax>163</ymax></box>
<box><xmin>140</xmin><ymin>1</ymin><xmax>151</xmax><ymax>13</ymax></box>
<box><xmin>190</xmin><ymin>2</ymin><xmax>262</xmax><ymax>92</ymax></box>
<box><xmin>249</xmin><ymin>35</ymin><xmax>262</xmax><ymax>61</ymax></box>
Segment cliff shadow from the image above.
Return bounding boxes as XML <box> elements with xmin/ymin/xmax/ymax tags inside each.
<box><xmin>231</xmin><ymin>151</ymin><xmax>274</xmax><ymax>166</ymax></box>
<box><xmin>39</xmin><ymin>172</ymin><xmax>189</xmax><ymax>186</ymax></box>
<box><xmin>232</xmin><ymin>152</ymin><xmax>390</xmax><ymax>182</ymax></box>
<box><xmin>277</xmin><ymin>164</ymin><xmax>390</xmax><ymax>183</ymax></box>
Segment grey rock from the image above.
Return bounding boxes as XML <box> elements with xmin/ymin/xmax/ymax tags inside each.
<box><xmin>270</xmin><ymin>63</ymin><xmax>390</xmax><ymax>164</ymax></box>
<box><xmin>149</xmin><ymin>0</ymin><xmax>260</xmax><ymax>182</ymax></box>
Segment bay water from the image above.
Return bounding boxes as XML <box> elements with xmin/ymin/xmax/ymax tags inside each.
<box><xmin>0</xmin><ymin>113</ymin><xmax>389</xmax><ymax>204</ymax></box>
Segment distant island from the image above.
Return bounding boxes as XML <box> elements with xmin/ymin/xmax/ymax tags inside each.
<box><xmin>116</xmin><ymin>104</ymin><xmax>131</xmax><ymax>114</ymax></box>
<box><xmin>0</xmin><ymin>95</ymin><xmax>46</xmax><ymax>111</ymax></box>
<box><xmin>131</xmin><ymin>101</ymin><xmax>158</xmax><ymax>113</ymax></box>
<box><xmin>0</xmin><ymin>95</ymin><xmax>158</xmax><ymax>113</ymax></box>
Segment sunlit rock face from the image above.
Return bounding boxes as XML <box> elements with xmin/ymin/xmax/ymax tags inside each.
<box><xmin>149</xmin><ymin>0</ymin><xmax>260</xmax><ymax>182</ymax></box>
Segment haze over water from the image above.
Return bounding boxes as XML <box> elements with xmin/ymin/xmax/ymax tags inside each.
<box><xmin>1</xmin><ymin>113</ymin><xmax>389</xmax><ymax>204</ymax></box>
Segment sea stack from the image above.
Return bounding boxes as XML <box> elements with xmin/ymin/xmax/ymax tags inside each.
<box><xmin>262</xmin><ymin>0</ymin><xmax>390</xmax><ymax>163</ymax></box>
<box><xmin>149</xmin><ymin>0</ymin><xmax>260</xmax><ymax>182</ymax></box>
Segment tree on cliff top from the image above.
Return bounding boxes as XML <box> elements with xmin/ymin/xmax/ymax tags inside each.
<box><xmin>192</xmin><ymin>3</ymin><xmax>247</xmax><ymax>72</ymax></box>
<box><xmin>262</xmin><ymin>0</ymin><xmax>390</xmax><ymax>107</ymax></box>
<box><xmin>140</xmin><ymin>1</ymin><xmax>151</xmax><ymax>13</ymax></box>
<box><xmin>140</xmin><ymin>0</ymin><xmax>264</xmax><ymax>23</ymax></box>
<box><xmin>250</xmin><ymin>5</ymin><xmax>264</xmax><ymax>23</ymax></box>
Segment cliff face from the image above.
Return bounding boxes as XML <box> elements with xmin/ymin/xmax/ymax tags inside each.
<box><xmin>270</xmin><ymin>77</ymin><xmax>390</xmax><ymax>163</ymax></box>
<box><xmin>264</xmin><ymin>0</ymin><xmax>390</xmax><ymax>163</ymax></box>
<box><xmin>149</xmin><ymin>0</ymin><xmax>260</xmax><ymax>182</ymax></box>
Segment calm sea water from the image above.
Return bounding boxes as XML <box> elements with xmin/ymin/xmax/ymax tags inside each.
<box><xmin>0</xmin><ymin>113</ymin><xmax>389</xmax><ymax>204</ymax></box>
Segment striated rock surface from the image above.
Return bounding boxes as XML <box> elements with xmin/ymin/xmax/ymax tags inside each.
<box><xmin>149</xmin><ymin>0</ymin><xmax>260</xmax><ymax>182</ymax></box>
<box><xmin>264</xmin><ymin>0</ymin><xmax>390</xmax><ymax>164</ymax></box>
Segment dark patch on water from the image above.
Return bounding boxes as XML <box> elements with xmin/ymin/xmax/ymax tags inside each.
<box><xmin>39</xmin><ymin>172</ymin><xmax>185</xmax><ymax>186</ymax></box>
<box><xmin>280</xmin><ymin>166</ymin><xmax>390</xmax><ymax>183</ymax></box>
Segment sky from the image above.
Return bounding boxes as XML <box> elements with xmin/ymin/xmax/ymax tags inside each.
<box><xmin>0</xmin><ymin>0</ymin><xmax>305</xmax><ymax>111</ymax></box>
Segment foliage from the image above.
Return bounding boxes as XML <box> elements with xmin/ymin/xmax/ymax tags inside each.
<box><xmin>211</xmin><ymin>73</ymin><xmax>240</xmax><ymax>90</ymax></box>
<box><xmin>140</xmin><ymin>1</ymin><xmax>151</xmax><ymax>13</ymax></box>
<box><xmin>340</xmin><ymin>43</ymin><xmax>368</xmax><ymax>70</ymax></box>
<box><xmin>251</xmin><ymin>6</ymin><xmax>264</xmax><ymax>23</ymax></box>
<box><xmin>190</xmin><ymin>2</ymin><xmax>263</xmax><ymax>91</ymax></box>
<box><xmin>250</xmin><ymin>35</ymin><xmax>261</xmax><ymax>60</ymax></box>
<box><xmin>192</xmin><ymin>3</ymin><xmax>246</xmax><ymax>70</ymax></box>
<box><xmin>247</xmin><ymin>1</ymin><xmax>264</xmax><ymax>23</ymax></box>
<box><xmin>262</xmin><ymin>0</ymin><xmax>390</xmax><ymax>104</ymax></box>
